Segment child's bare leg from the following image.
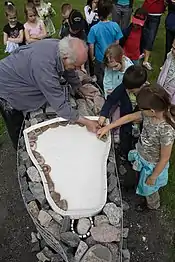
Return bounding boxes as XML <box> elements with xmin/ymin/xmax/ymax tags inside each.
<box><xmin>146</xmin><ymin>191</ymin><xmax>160</xmax><ymax>210</ymax></box>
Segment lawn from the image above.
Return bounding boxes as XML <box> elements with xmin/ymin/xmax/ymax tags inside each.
<box><xmin>0</xmin><ymin>0</ymin><xmax>174</xmax><ymax>254</ymax></box>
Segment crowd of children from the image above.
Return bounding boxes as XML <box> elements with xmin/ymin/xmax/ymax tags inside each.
<box><xmin>2</xmin><ymin>0</ymin><xmax>175</xmax><ymax>211</ymax></box>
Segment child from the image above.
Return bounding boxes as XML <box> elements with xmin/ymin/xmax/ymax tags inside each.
<box><xmin>112</xmin><ymin>0</ymin><xmax>134</xmax><ymax>30</ymax></box>
<box><xmin>164</xmin><ymin>0</ymin><xmax>175</xmax><ymax>61</ymax></box>
<box><xmin>59</xmin><ymin>3</ymin><xmax>72</xmax><ymax>39</ymax></box>
<box><xmin>103</xmin><ymin>43</ymin><xmax>133</xmax><ymax>98</ymax></box>
<box><xmin>97</xmin><ymin>84</ymin><xmax>175</xmax><ymax>211</ymax></box>
<box><xmin>120</xmin><ymin>8</ymin><xmax>148</xmax><ymax>65</ymax></box>
<box><xmin>24</xmin><ymin>3</ymin><xmax>47</xmax><ymax>44</ymax></box>
<box><xmin>88</xmin><ymin>0</ymin><xmax>123</xmax><ymax>89</ymax></box>
<box><xmin>84</xmin><ymin>0</ymin><xmax>99</xmax><ymax>32</ymax></box>
<box><xmin>3</xmin><ymin>1</ymin><xmax>24</xmax><ymax>53</ymax></box>
<box><xmin>98</xmin><ymin>65</ymin><xmax>147</xmax><ymax>158</ymax></box>
<box><xmin>28</xmin><ymin>0</ymin><xmax>56</xmax><ymax>37</ymax></box>
<box><xmin>142</xmin><ymin>0</ymin><xmax>165</xmax><ymax>70</ymax></box>
<box><xmin>157</xmin><ymin>38</ymin><xmax>175</xmax><ymax>105</ymax></box>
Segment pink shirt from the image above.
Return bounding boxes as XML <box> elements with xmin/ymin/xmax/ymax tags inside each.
<box><xmin>24</xmin><ymin>19</ymin><xmax>44</xmax><ymax>37</ymax></box>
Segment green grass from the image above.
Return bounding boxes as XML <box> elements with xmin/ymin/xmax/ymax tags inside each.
<box><xmin>0</xmin><ymin>0</ymin><xmax>174</xmax><ymax>252</ymax></box>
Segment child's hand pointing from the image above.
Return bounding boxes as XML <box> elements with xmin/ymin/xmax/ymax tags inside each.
<box><xmin>97</xmin><ymin>126</ymin><xmax>110</xmax><ymax>139</ymax></box>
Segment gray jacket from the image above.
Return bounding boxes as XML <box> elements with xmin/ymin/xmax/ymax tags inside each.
<box><xmin>0</xmin><ymin>39</ymin><xmax>81</xmax><ymax>120</ymax></box>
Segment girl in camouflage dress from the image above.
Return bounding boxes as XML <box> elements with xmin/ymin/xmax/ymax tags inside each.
<box><xmin>97</xmin><ymin>84</ymin><xmax>175</xmax><ymax>211</ymax></box>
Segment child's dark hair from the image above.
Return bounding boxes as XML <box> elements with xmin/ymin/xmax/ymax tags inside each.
<box><xmin>87</xmin><ymin>0</ymin><xmax>93</xmax><ymax>8</ymax></box>
<box><xmin>136</xmin><ymin>83</ymin><xmax>175</xmax><ymax>129</ymax></box>
<box><xmin>134</xmin><ymin>7</ymin><xmax>148</xmax><ymax>20</ymax></box>
<box><xmin>98</xmin><ymin>0</ymin><xmax>113</xmax><ymax>20</ymax></box>
<box><xmin>104</xmin><ymin>43</ymin><xmax>124</xmax><ymax>66</ymax></box>
<box><xmin>4</xmin><ymin>1</ymin><xmax>16</xmax><ymax>16</ymax></box>
<box><xmin>123</xmin><ymin>65</ymin><xmax>147</xmax><ymax>89</ymax></box>
<box><xmin>24</xmin><ymin>2</ymin><xmax>38</xmax><ymax>18</ymax></box>
<box><xmin>61</xmin><ymin>3</ymin><xmax>72</xmax><ymax>15</ymax></box>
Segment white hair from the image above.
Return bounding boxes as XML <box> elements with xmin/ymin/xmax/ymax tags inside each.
<box><xmin>59</xmin><ymin>36</ymin><xmax>87</xmax><ymax>64</ymax></box>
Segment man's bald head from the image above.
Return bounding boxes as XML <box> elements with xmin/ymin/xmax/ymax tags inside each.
<box><xmin>59</xmin><ymin>37</ymin><xmax>88</xmax><ymax>69</ymax></box>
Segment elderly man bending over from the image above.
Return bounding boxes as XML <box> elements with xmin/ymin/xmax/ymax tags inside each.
<box><xmin>0</xmin><ymin>37</ymin><xmax>99</xmax><ymax>149</ymax></box>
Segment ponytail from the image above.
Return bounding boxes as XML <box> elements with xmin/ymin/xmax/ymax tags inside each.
<box><xmin>164</xmin><ymin>105</ymin><xmax>175</xmax><ymax>129</ymax></box>
<box><xmin>4</xmin><ymin>1</ymin><xmax>16</xmax><ymax>16</ymax></box>
<box><xmin>4</xmin><ymin>1</ymin><xmax>14</xmax><ymax>6</ymax></box>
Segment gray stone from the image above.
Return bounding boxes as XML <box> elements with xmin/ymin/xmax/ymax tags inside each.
<box><xmin>122</xmin><ymin>249</ymin><xmax>130</xmax><ymax>260</ymax></box>
<box><xmin>107</xmin><ymin>174</ymin><xmax>118</xmax><ymax>193</ymax></box>
<box><xmin>27</xmin><ymin>166</ymin><xmax>41</xmax><ymax>182</ymax></box>
<box><xmin>122</xmin><ymin>239</ymin><xmax>127</xmax><ymax>249</ymax></box>
<box><xmin>94</xmin><ymin>215</ymin><xmax>109</xmax><ymax>227</ymax></box>
<box><xmin>107</xmin><ymin>162</ymin><xmax>115</xmax><ymax>174</ymax></box>
<box><xmin>48</xmin><ymin>210</ymin><xmax>63</xmax><ymax>225</ymax></box>
<box><xmin>60</xmin><ymin>216</ymin><xmax>70</xmax><ymax>233</ymax></box>
<box><xmin>60</xmin><ymin>232</ymin><xmax>80</xmax><ymax>247</ymax></box>
<box><xmin>18</xmin><ymin>136</ymin><xmax>25</xmax><ymax>148</ymax></box>
<box><xmin>42</xmin><ymin>247</ymin><xmax>54</xmax><ymax>259</ymax></box>
<box><xmin>74</xmin><ymin>241</ymin><xmax>88</xmax><ymax>262</ymax></box>
<box><xmin>28</xmin><ymin>201</ymin><xmax>39</xmax><ymax>218</ymax></box>
<box><xmin>40</xmin><ymin>239</ymin><xmax>47</xmax><ymax>249</ymax></box>
<box><xmin>37</xmin><ymin>232</ymin><xmax>42</xmax><ymax>240</ymax></box>
<box><xmin>108</xmin><ymin>187</ymin><xmax>121</xmax><ymax>205</ymax></box>
<box><xmin>46</xmin><ymin>220</ymin><xmax>61</xmax><ymax>241</ymax></box>
<box><xmin>123</xmin><ymin>260</ymin><xmax>130</xmax><ymax>262</ymax></box>
<box><xmin>51</xmin><ymin>254</ymin><xmax>64</xmax><ymax>262</ymax></box>
<box><xmin>122</xmin><ymin>201</ymin><xmax>130</xmax><ymax>211</ymax></box>
<box><xmin>20</xmin><ymin>176</ymin><xmax>28</xmax><ymax>191</ymax></box>
<box><xmin>30</xmin><ymin>118</ymin><xmax>38</xmax><ymax>126</ymax></box>
<box><xmin>46</xmin><ymin>106</ymin><xmax>56</xmax><ymax>115</ymax></box>
<box><xmin>60</xmin><ymin>242</ymin><xmax>74</xmax><ymax>261</ymax></box>
<box><xmin>90</xmin><ymin>224</ymin><xmax>121</xmax><ymax>243</ymax></box>
<box><xmin>77</xmin><ymin>218</ymin><xmax>91</xmax><ymax>235</ymax></box>
<box><xmin>29</xmin><ymin>182</ymin><xmax>45</xmax><ymax>204</ymax></box>
<box><xmin>25</xmin><ymin>120</ymin><xmax>31</xmax><ymax>128</ymax></box>
<box><xmin>57</xmin><ymin>199</ymin><xmax>68</xmax><ymax>211</ymax></box>
<box><xmin>18</xmin><ymin>164</ymin><xmax>26</xmax><ymax>177</ymax></box>
<box><xmin>85</xmin><ymin>236</ymin><xmax>97</xmax><ymax>247</ymax></box>
<box><xmin>30</xmin><ymin>109</ymin><xmax>44</xmax><ymax>118</ymax></box>
<box><xmin>31</xmin><ymin>241</ymin><xmax>40</xmax><ymax>253</ymax></box>
<box><xmin>23</xmin><ymin>189</ymin><xmax>35</xmax><ymax>203</ymax></box>
<box><xmin>36</xmin><ymin>251</ymin><xmax>50</xmax><ymax>261</ymax></box>
<box><xmin>19</xmin><ymin>151</ymin><xmax>29</xmax><ymax>163</ymax></box>
<box><xmin>119</xmin><ymin>165</ymin><xmax>127</xmax><ymax>175</ymax></box>
<box><xmin>123</xmin><ymin>228</ymin><xmax>129</xmax><ymax>238</ymax></box>
<box><xmin>81</xmin><ymin>244</ymin><xmax>112</xmax><ymax>262</ymax></box>
<box><xmin>38</xmin><ymin>210</ymin><xmax>52</xmax><ymax>227</ymax></box>
<box><xmin>103</xmin><ymin>243</ymin><xmax>119</xmax><ymax>262</ymax></box>
<box><xmin>31</xmin><ymin>232</ymin><xmax>38</xmax><ymax>243</ymax></box>
<box><xmin>103</xmin><ymin>203</ymin><xmax>123</xmax><ymax>227</ymax></box>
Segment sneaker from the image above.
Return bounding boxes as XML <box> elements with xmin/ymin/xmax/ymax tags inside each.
<box><xmin>143</xmin><ymin>61</ymin><xmax>153</xmax><ymax>71</ymax></box>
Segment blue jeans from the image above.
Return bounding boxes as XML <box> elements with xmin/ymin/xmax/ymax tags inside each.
<box><xmin>142</xmin><ymin>15</ymin><xmax>161</xmax><ymax>51</ymax></box>
<box><xmin>132</xmin><ymin>59</ymin><xmax>140</xmax><ymax>65</ymax></box>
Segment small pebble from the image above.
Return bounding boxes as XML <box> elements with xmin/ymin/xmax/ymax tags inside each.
<box><xmin>58</xmin><ymin>199</ymin><xmax>68</xmax><ymax>211</ymax></box>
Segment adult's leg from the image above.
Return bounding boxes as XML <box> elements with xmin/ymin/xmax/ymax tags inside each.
<box><xmin>94</xmin><ymin>60</ymin><xmax>105</xmax><ymax>91</ymax></box>
<box><xmin>164</xmin><ymin>28</ymin><xmax>175</xmax><ymax>61</ymax></box>
<box><xmin>121</xmin><ymin>6</ymin><xmax>132</xmax><ymax>30</ymax></box>
<box><xmin>146</xmin><ymin>191</ymin><xmax>160</xmax><ymax>210</ymax></box>
<box><xmin>112</xmin><ymin>4</ymin><xmax>122</xmax><ymax>26</ymax></box>
<box><xmin>0</xmin><ymin>99</ymin><xmax>24</xmax><ymax>150</ymax></box>
<box><xmin>143</xmin><ymin>15</ymin><xmax>161</xmax><ymax>69</ymax></box>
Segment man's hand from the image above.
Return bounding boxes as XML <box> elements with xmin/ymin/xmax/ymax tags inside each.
<box><xmin>98</xmin><ymin>116</ymin><xmax>106</xmax><ymax>127</ymax></box>
<box><xmin>86</xmin><ymin>120</ymin><xmax>99</xmax><ymax>133</ymax></box>
<box><xmin>146</xmin><ymin>176</ymin><xmax>157</xmax><ymax>186</ymax></box>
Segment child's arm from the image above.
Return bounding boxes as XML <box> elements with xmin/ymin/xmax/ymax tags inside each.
<box><xmin>146</xmin><ymin>143</ymin><xmax>173</xmax><ymax>186</ymax></box>
<box><xmin>38</xmin><ymin>21</ymin><xmax>47</xmax><ymax>39</ymax></box>
<box><xmin>25</xmin><ymin>29</ymin><xmax>40</xmax><ymax>43</ymax></box>
<box><xmin>8</xmin><ymin>29</ymin><xmax>24</xmax><ymax>44</ymax></box>
<box><xmin>97</xmin><ymin>111</ymin><xmax>142</xmax><ymax>138</ymax></box>
<box><xmin>3</xmin><ymin>32</ymin><xmax>8</xmax><ymax>45</ymax></box>
<box><xmin>89</xmin><ymin>44</ymin><xmax>95</xmax><ymax>62</ymax></box>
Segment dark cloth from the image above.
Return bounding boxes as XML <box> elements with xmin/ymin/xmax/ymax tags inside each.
<box><xmin>165</xmin><ymin>29</ymin><xmax>175</xmax><ymax>60</ymax></box>
<box><xmin>59</xmin><ymin>20</ymin><xmax>69</xmax><ymax>39</ymax></box>
<box><xmin>94</xmin><ymin>60</ymin><xmax>105</xmax><ymax>90</ymax></box>
<box><xmin>100</xmin><ymin>83</ymin><xmax>133</xmax><ymax>156</ymax></box>
<box><xmin>3</xmin><ymin>22</ymin><xmax>24</xmax><ymax>46</ymax></box>
<box><xmin>0</xmin><ymin>98</ymin><xmax>24</xmax><ymax>150</ymax></box>
<box><xmin>142</xmin><ymin>15</ymin><xmax>161</xmax><ymax>51</ymax></box>
<box><xmin>165</xmin><ymin>1</ymin><xmax>175</xmax><ymax>31</ymax></box>
<box><xmin>60</xmin><ymin>26</ymin><xmax>87</xmax><ymax>42</ymax></box>
<box><xmin>120</xmin><ymin>23</ymin><xmax>144</xmax><ymax>58</ymax></box>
